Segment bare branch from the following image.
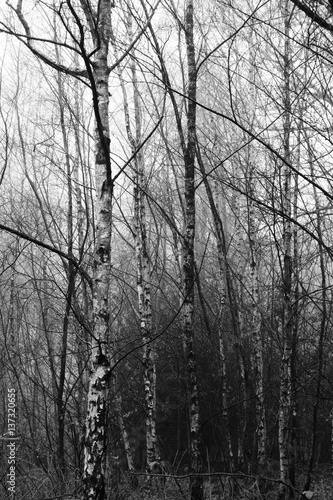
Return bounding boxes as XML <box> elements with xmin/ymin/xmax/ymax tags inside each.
<box><xmin>0</xmin><ymin>222</ymin><xmax>92</xmax><ymax>286</ymax></box>
<box><xmin>108</xmin><ymin>0</ymin><xmax>162</xmax><ymax>73</ymax></box>
<box><xmin>289</xmin><ymin>0</ymin><xmax>333</xmax><ymax>31</ymax></box>
<box><xmin>3</xmin><ymin>0</ymin><xmax>89</xmax><ymax>78</ymax></box>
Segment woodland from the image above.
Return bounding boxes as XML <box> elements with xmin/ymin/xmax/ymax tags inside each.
<box><xmin>1</xmin><ymin>0</ymin><xmax>333</xmax><ymax>499</ymax></box>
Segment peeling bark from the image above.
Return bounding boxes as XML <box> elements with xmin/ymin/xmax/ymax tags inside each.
<box><xmin>82</xmin><ymin>1</ymin><xmax>113</xmax><ymax>498</ymax></box>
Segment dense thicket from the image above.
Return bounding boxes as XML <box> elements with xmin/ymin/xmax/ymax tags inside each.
<box><xmin>1</xmin><ymin>0</ymin><xmax>333</xmax><ymax>499</ymax></box>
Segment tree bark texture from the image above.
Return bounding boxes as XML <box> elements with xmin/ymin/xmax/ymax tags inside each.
<box><xmin>249</xmin><ymin>172</ymin><xmax>266</xmax><ymax>474</ymax></box>
<box><xmin>233</xmin><ymin>191</ymin><xmax>249</xmax><ymax>472</ymax></box>
<box><xmin>82</xmin><ymin>1</ymin><xmax>113</xmax><ymax>498</ymax></box>
<box><xmin>131</xmin><ymin>51</ymin><xmax>159</xmax><ymax>500</ymax></box>
<box><xmin>278</xmin><ymin>2</ymin><xmax>295</xmax><ymax>497</ymax></box>
<box><xmin>183</xmin><ymin>2</ymin><xmax>203</xmax><ymax>499</ymax></box>
<box><xmin>247</xmin><ymin>29</ymin><xmax>266</xmax><ymax>474</ymax></box>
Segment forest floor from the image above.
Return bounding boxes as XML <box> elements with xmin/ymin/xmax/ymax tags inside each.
<box><xmin>296</xmin><ymin>465</ymin><xmax>333</xmax><ymax>500</ymax></box>
<box><xmin>115</xmin><ymin>465</ymin><xmax>333</xmax><ymax>500</ymax></box>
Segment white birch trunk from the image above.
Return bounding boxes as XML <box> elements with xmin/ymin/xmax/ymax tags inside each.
<box><xmin>278</xmin><ymin>1</ymin><xmax>295</xmax><ymax>497</ymax></box>
<box><xmin>82</xmin><ymin>1</ymin><xmax>113</xmax><ymax>498</ymax></box>
<box><xmin>247</xmin><ymin>27</ymin><xmax>266</xmax><ymax>474</ymax></box>
<box><xmin>232</xmin><ymin>185</ymin><xmax>248</xmax><ymax>471</ymax></box>
<box><xmin>249</xmin><ymin>201</ymin><xmax>266</xmax><ymax>473</ymax></box>
<box><xmin>217</xmin><ymin>277</ymin><xmax>234</xmax><ymax>471</ymax></box>
<box><xmin>115</xmin><ymin>389</ymin><xmax>135</xmax><ymax>474</ymax></box>
<box><xmin>111</xmin><ymin>15</ymin><xmax>160</xmax><ymax>496</ymax></box>
<box><xmin>184</xmin><ymin>3</ymin><xmax>203</xmax><ymax>499</ymax></box>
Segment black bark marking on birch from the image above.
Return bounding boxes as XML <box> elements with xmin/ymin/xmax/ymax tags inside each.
<box><xmin>95</xmin><ymin>244</ymin><xmax>110</xmax><ymax>264</ymax></box>
<box><xmin>94</xmin><ymin>377</ymin><xmax>109</xmax><ymax>391</ymax></box>
<box><xmin>96</xmin><ymin>352</ymin><xmax>110</xmax><ymax>368</ymax></box>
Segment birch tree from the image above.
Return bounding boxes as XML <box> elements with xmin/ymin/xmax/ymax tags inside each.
<box><xmin>1</xmin><ymin>1</ymin><xmax>113</xmax><ymax>497</ymax></box>
<box><xmin>246</xmin><ymin>26</ymin><xmax>266</xmax><ymax>475</ymax></box>
<box><xmin>278</xmin><ymin>2</ymin><xmax>296</xmax><ymax>497</ymax></box>
<box><xmin>111</xmin><ymin>10</ymin><xmax>161</xmax><ymax>494</ymax></box>
<box><xmin>3</xmin><ymin>0</ymin><xmax>333</xmax><ymax>499</ymax></box>
<box><xmin>182</xmin><ymin>3</ymin><xmax>205</xmax><ymax>498</ymax></box>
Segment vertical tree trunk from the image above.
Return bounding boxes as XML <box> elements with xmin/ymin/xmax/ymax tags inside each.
<box><xmin>6</xmin><ymin>271</ymin><xmax>18</xmax><ymax>387</ymax></box>
<box><xmin>303</xmin><ymin>137</ymin><xmax>327</xmax><ymax>491</ymax></box>
<box><xmin>248</xmin><ymin>178</ymin><xmax>266</xmax><ymax>476</ymax></box>
<box><xmin>111</xmin><ymin>14</ymin><xmax>160</xmax><ymax>496</ymax></box>
<box><xmin>131</xmin><ymin>59</ymin><xmax>159</xmax><ymax>500</ymax></box>
<box><xmin>246</xmin><ymin>25</ymin><xmax>266</xmax><ymax>475</ymax></box>
<box><xmin>278</xmin><ymin>2</ymin><xmax>295</xmax><ymax>496</ymax></box>
<box><xmin>9</xmin><ymin>0</ymin><xmax>114</xmax><ymax>494</ymax></box>
<box><xmin>331</xmin><ymin>409</ymin><xmax>333</xmax><ymax>475</ymax></box>
<box><xmin>217</xmin><ymin>274</ymin><xmax>234</xmax><ymax>471</ymax></box>
<box><xmin>72</xmin><ymin>85</ymin><xmax>92</xmax><ymax>405</ymax></box>
<box><xmin>248</xmin><ymin>181</ymin><xmax>266</xmax><ymax>474</ymax></box>
<box><xmin>232</xmin><ymin>187</ymin><xmax>248</xmax><ymax>471</ymax></box>
<box><xmin>115</xmin><ymin>387</ymin><xmax>135</xmax><ymax>475</ymax></box>
<box><xmin>55</xmin><ymin>60</ymin><xmax>77</xmax><ymax>487</ymax></box>
<box><xmin>82</xmin><ymin>1</ymin><xmax>113</xmax><ymax>498</ymax></box>
<box><xmin>184</xmin><ymin>2</ymin><xmax>203</xmax><ymax>499</ymax></box>
<box><xmin>196</xmin><ymin>149</ymin><xmax>234</xmax><ymax>471</ymax></box>
<box><xmin>290</xmin><ymin>119</ymin><xmax>300</xmax><ymax>493</ymax></box>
